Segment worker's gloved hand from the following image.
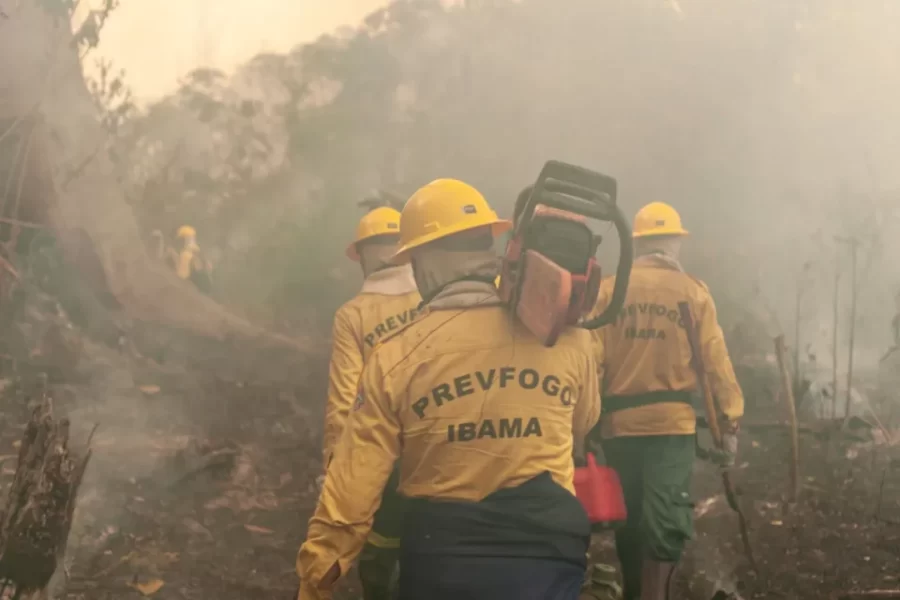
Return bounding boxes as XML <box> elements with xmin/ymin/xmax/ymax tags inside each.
<box><xmin>717</xmin><ymin>420</ymin><xmax>740</xmax><ymax>468</ymax></box>
<box><xmin>573</xmin><ymin>452</ymin><xmax>587</xmax><ymax>468</ymax></box>
<box><xmin>719</xmin><ymin>433</ymin><xmax>738</xmax><ymax>467</ymax></box>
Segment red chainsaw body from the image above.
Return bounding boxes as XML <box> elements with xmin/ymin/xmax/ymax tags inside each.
<box><xmin>499</xmin><ymin>205</ymin><xmax>602</xmax><ymax>346</ymax></box>
<box><xmin>573</xmin><ymin>453</ymin><xmax>627</xmax><ymax>527</ymax></box>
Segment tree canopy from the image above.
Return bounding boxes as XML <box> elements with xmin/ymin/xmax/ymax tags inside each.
<box><xmin>86</xmin><ymin>0</ymin><xmax>900</xmax><ymax>347</ymax></box>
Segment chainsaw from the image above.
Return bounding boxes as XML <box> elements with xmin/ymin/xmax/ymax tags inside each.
<box><xmin>499</xmin><ymin>161</ymin><xmax>634</xmax><ymax>529</ymax></box>
<box><xmin>498</xmin><ymin>160</ymin><xmax>634</xmax><ymax>347</ymax></box>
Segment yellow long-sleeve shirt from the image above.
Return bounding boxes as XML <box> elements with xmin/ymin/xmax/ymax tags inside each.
<box><xmin>299</xmin><ymin>304</ymin><xmax>601</xmax><ymax>598</ymax></box>
<box><xmin>591</xmin><ymin>254</ymin><xmax>744</xmax><ymax>438</ymax></box>
<box><xmin>321</xmin><ymin>266</ymin><xmax>420</xmax><ymax>465</ymax></box>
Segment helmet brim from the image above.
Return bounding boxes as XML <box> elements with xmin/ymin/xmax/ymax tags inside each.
<box><xmin>632</xmin><ymin>227</ymin><xmax>689</xmax><ymax>239</ymax></box>
<box><xmin>392</xmin><ymin>219</ymin><xmax>513</xmax><ymax>264</ymax></box>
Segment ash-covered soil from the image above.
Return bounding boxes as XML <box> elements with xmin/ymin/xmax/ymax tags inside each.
<box><xmin>1</xmin><ymin>337</ymin><xmax>897</xmax><ymax>600</ymax></box>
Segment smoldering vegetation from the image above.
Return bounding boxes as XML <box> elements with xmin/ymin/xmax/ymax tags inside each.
<box><xmin>95</xmin><ymin>0</ymin><xmax>900</xmax><ymax>363</ymax></box>
<box><xmin>1</xmin><ymin>0</ymin><xmax>899</xmax><ymax>598</ymax></box>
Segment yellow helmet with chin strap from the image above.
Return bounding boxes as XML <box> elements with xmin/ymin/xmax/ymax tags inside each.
<box><xmin>392</xmin><ymin>179</ymin><xmax>511</xmax><ymax>263</ymax></box>
<box><xmin>346</xmin><ymin>206</ymin><xmax>402</xmax><ymax>261</ymax></box>
<box><xmin>632</xmin><ymin>202</ymin><xmax>688</xmax><ymax>238</ymax></box>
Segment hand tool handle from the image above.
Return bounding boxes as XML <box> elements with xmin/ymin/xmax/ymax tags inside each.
<box><xmin>677</xmin><ymin>301</ymin><xmax>723</xmax><ymax>448</ymax></box>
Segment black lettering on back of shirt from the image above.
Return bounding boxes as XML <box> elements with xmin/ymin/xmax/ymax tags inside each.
<box><xmin>499</xmin><ymin>367</ymin><xmax>515</xmax><ymax>388</ymax></box>
<box><xmin>432</xmin><ymin>383</ymin><xmax>453</xmax><ymax>408</ymax></box>
<box><xmin>412</xmin><ymin>397</ymin><xmax>429</xmax><ymax>419</ymax></box>
<box><xmin>475</xmin><ymin>369</ymin><xmax>496</xmax><ymax>391</ymax></box>
<box><xmin>478</xmin><ymin>419</ymin><xmax>497</xmax><ymax>439</ymax></box>
<box><xmin>519</xmin><ymin>368</ymin><xmax>539</xmax><ymax>390</ymax></box>
<box><xmin>454</xmin><ymin>374</ymin><xmax>475</xmax><ymax>398</ymax></box>
<box><xmin>542</xmin><ymin>375</ymin><xmax>561</xmax><ymax>397</ymax></box>
<box><xmin>458</xmin><ymin>422</ymin><xmax>477</xmax><ymax>442</ymax></box>
<box><xmin>498</xmin><ymin>417</ymin><xmax>522</xmax><ymax>438</ymax></box>
<box><xmin>523</xmin><ymin>417</ymin><xmax>543</xmax><ymax>437</ymax></box>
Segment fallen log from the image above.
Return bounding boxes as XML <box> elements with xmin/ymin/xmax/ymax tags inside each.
<box><xmin>0</xmin><ymin>393</ymin><xmax>91</xmax><ymax>599</ymax></box>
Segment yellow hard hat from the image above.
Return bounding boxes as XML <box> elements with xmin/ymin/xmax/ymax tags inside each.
<box><xmin>632</xmin><ymin>202</ymin><xmax>689</xmax><ymax>238</ymax></box>
<box><xmin>177</xmin><ymin>225</ymin><xmax>197</xmax><ymax>239</ymax></box>
<box><xmin>346</xmin><ymin>206</ymin><xmax>402</xmax><ymax>261</ymax></box>
<box><xmin>393</xmin><ymin>179</ymin><xmax>512</xmax><ymax>263</ymax></box>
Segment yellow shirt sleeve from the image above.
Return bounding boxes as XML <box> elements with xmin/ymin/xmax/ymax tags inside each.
<box><xmin>697</xmin><ymin>288</ymin><xmax>744</xmax><ymax>421</ymax></box>
<box><xmin>574</xmin><ymin>345</ymin><xmax>602</xmax><ymax>441</ymax></box>
<box><xmin>322</xmin><ymin>308</ymin><xmax>363</xmax><ymax>465</ymax></box>
<box><xmin>298</xmin><ymin>356</ymin><xmax>402</xmax><ymax>594</ymax></box>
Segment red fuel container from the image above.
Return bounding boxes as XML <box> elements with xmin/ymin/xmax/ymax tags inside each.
<box><xmin>574</xmin><ymin>453</ymin><xmax>627</xmax><ymax>527</ymax></box>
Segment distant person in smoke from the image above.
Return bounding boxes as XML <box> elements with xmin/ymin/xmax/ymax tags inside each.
<box><xmin>173</xmin><ymin>225</ymin><xmax>213</xmax><ymax>294</ymax></box>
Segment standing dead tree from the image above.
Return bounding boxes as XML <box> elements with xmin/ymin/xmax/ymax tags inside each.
<box><xmin>835</xmin><ymin>236</ymin><xmax>860</xmax><ymax>425</ymax></box>
<box><xmin>775</xmin><ymin>335</ymin><xmax>801</xmax><ymax>502</ymax></box>
<box><xmin>0</xmin><ymin>395</ymin><xmax>91</xmax><ymax>600</ymax></box>
<box><xmin>831</xmin><ymin>246</ymin><xmax>841</xmax><ymax>420</ymax></box>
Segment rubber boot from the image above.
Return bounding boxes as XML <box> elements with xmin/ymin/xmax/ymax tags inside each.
<box><xmin>639</xmin><ymin>560</ymin><xmax>676</xmax><ymax>600</ymax></box>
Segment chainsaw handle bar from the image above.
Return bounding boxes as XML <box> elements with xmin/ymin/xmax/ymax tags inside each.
<box><xmin>579</xmin><ymin>201</ymin><xmax>632</xmax><ymax>330</ymax></box>
<box><xmin>519</xmin><ymin>161</ymin><xmax>633</xmax><ymax>330</ymax></box>
<box><xmin>526</xmin><ymin>160</ymin><xmax>618</xmax><ymax>221</ymax></box>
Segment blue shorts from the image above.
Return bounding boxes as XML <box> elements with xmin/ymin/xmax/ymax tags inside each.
<box><xmin>398</xmin><ymin>554</ymin><xmax>585</xmax><ymax>600</ymax></box>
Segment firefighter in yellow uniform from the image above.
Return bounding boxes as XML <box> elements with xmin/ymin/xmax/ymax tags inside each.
<box><xmin>323</xmin><ymin>206</ymin><xmax>421</xmax><ymax>600</ymax></box>
<box><xmin>589</xmin><ymin>202</ymin><xmax>744</xmax><ymax>600</ymax></box>
<box><xmin>173</xmin><ymin>225</ymin><xmax>213</xmax><ymax>293</ymax></box>
<box><xmin>297</xmin><ymin>179</ymin><xmax>602</xmax><ymax>600</ymax></box>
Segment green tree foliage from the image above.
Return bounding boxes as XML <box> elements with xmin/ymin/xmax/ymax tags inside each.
<box><xmin>91</xmin><ymin>0</ymin><xmax>900</xmax><ymax>340</ymax></box>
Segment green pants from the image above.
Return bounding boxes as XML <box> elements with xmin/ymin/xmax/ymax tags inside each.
<box><xmin>359</xmin><ymin>466</ymin><xmax>405</xmax><ymax>600</ymax></box>
<box><xmin>601</xmin><ymin>435</ymin><xmax>694</xmax><ymax>600</ymax></box>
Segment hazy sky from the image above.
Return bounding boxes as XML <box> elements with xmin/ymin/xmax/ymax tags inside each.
<box><xmin>91</xmin><ymin>0</ymin><xmax>386</xmax><ymax>99</ymax></box>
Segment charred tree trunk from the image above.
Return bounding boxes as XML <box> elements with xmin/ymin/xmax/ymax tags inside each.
<box><xmin>0</xmin><ymin>395</ymin><xmax>91</xmax><ymax>600</ymax></box>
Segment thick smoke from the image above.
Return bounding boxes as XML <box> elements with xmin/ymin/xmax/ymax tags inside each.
<box><xmin>100</xmin><ymin>0</ymin><xmax>900</xmax><ymax>372</ymax></box>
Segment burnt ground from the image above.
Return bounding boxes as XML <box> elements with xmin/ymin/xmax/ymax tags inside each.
<box><xmin>0</xmin><ymin>338</ymin><xmax>898</xmax><ymax>600</ymax></box>
<box><xmin>585</xmin><ymin>424</ymin><xmax>900</xmax><ymax>600</ymax></box>
<box><xmin>680</xmin><ymin>429</ymin><xmax>900</xmax><ymax>600</ymax></box>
